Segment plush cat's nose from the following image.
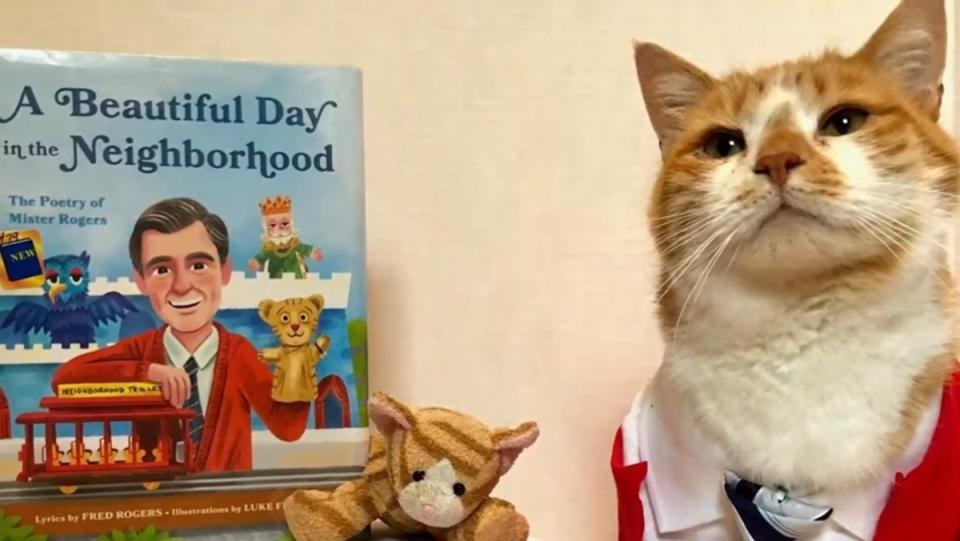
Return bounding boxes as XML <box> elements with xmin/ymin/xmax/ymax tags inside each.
<box><xmin>754</xmin><ymin>151</ymin><xmax>805</xmax><ymax>187</ymax></box>
<box><xmin>291</xmin><ymin>323</ymin><xmax>300</xmax><ymax>331</ymax></box>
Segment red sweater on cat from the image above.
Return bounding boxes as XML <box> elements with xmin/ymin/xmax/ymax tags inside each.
<box><xmin>51</xmin><ymin>323</ymin><xmax>310</xmax><ymax>472</ymax></box>
<box><xmin>612</xmin><ymin>368</ymin><xmax>960</xmax><ymax>541</ymax></box>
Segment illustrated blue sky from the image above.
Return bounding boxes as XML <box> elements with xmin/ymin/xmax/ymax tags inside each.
<box><xmin>0</xmin><ymin>49</ymin><xmax>367</xmax><ymax>320</ymax></box>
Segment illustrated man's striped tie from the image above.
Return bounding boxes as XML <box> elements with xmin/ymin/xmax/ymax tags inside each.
<box><xmin>724</xmin><ymin>472</ymin><xmax>833</xmax><ymax>541</ymax></box>
<box><xmin>182</xmin><ymin>356</ymin><xmax>204</xmax><ymax>444</ymax></box>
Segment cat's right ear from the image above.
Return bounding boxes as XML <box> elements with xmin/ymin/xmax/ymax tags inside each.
<box><xmin>633</xmin><ymin>41</ymin><xmax>715</xmax><ymax>155</ymax></box>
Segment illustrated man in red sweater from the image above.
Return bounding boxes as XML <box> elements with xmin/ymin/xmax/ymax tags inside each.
<box><xmin>52</xmin><ymin>197</ymin><xmax>310</xmax><ymax>472</ymax></box>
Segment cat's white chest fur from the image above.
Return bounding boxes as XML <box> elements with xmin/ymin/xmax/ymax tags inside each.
<box><xmin>661</xmin><ymin>261</ymin><xmax>951</xmax><ymax>492</ymax></box>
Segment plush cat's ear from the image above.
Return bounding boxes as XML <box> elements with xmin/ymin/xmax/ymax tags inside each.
<box><xmin>308</xmin><ymin>294</ymin><xmax>325</xmax><ymax>312</ymax></box>
<box><xmin>855</xmin><ymin>0</ymin><xmax>947</xmax><ymax>119</ymax></box>
<box><xmin>633</xmin><ymin>41</ymin><xmax>715</xmax><ymax>155</ymax></box>
<box><xmin>369</xmin><ymin>392</ymin><xmax>417</xmax><ymax>437</ymax></box>
<box><xmin>492</xmin><ymin>422</ymin><xmax>539</xmax><ymax>476</ymax></box>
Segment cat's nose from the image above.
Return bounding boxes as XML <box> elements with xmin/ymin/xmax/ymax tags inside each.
<box><xmin>291</xmin><ymin>323</ymin><xmax>300</xmax><ymax>331</ymax></box>
<box><xmin>753</xmin><ymin>151</ymin><xmax>805</xmax><ymax>187</ymax></box>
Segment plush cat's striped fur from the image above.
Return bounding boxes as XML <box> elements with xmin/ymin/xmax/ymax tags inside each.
<box><xmin>634</xmin><ymin>0</ymin><xmax>959</xmax><ymax>493</ymax></box>
<box><xmin>283</xmin><ymin>392</ymin><xmax>539</xmax><ymax>541</ymax></box>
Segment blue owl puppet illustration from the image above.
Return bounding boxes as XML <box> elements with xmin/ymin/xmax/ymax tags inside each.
<box><xmin>0</xmin><ymin>251</ymin><xmax>138</xmax><ymax>347</ymax></box>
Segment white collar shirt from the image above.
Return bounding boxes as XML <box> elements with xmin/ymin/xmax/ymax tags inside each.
<box><xmin>162</xmin><ymin>326</ymin><xmax>219</xmax><ymax>414</ymax></box>
<box><xmin>620</xmin><ymin>381</ymin><xmax>941</xmax><ymax>540</ymax></box>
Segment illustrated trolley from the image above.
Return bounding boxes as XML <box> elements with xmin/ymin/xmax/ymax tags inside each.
<box><xmin>15</xmin><ymin>384</ymin><xmax>197</xmax><ymax>495</ymax></box>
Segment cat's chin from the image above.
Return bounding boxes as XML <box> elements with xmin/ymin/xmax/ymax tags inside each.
<box><xmin>756</xmin><ymin>204</ymin><xmax>821</xmax><ymax>230</ymax></box>
<box><xmin>728</xmin><ymin>211</ymin><xmax>879</xmax><ymax>284</ymax></box>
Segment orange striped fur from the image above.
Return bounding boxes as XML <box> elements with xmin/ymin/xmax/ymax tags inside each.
<box><xmin>630</xmin><ymin>0</ymin><xmax>960</xmax><ymax>494</ymax></box>
<box><xmin>283</xmin><ymin>392</ymin><xmax>539</xmax><ymax>541</ymax></box>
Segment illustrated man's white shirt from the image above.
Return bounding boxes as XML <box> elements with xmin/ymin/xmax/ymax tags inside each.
<box><xmin>162</xmin><ymin>326</ymin><xmax>219</xmax><ymax>414</ymax></box>
<box><xmin>620</xmin><ymin>380</ymin><xmax>940</xmax><ymax>541</ymax></box>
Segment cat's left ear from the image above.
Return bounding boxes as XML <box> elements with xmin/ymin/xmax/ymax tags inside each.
<box><xmin>856</xmin><ymin>0</ymin><xmax>947</xmax><ymax>120</ymax></box>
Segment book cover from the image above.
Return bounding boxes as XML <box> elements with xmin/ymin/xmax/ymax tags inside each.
<box><xmin>0</xmin><ymin>48</ymin><xmax>369</xmax><ymax>540</ymax></box>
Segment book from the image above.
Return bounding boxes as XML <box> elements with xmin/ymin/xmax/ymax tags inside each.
<box><xmin>0</xmin><ymin>48</ymin><xmax>370</xmax><ymax>540</ymax></box>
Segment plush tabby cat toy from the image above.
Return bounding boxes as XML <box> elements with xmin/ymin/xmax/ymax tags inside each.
<box><xmin>283</xmin><ymin>392</ymin><xmax>539</xmax><ymax>541</ymax></box>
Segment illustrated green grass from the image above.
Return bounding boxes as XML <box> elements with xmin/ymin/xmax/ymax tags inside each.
<box><xmin>347</xmin><ymin>318</ymin><xmax>369</xmax><ymax>426</ymax></box>
<box><xmin>0</xmin><ymin>509</ymin><xmax>47</xmax><ymax>541</ymax></box>
<box><xmin>95</xmin><ymin>525</ymin><xmax>182</xmax><ymax>541</ymax></box>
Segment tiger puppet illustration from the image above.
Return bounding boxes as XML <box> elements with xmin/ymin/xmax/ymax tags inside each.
<box><xmin>257</xmin><ymin>294</ymin><xmax>331</xmax><ymax>403</ymax></box>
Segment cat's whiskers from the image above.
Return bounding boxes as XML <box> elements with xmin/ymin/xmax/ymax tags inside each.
<box><xmin>671</xmin><ymin>225</ymin><xmax>740</xmax><ymax>341</ymax></box>
<box><xmin>650</xmin><ymin>206</ymin><xmax>710</xmax><ymax>225</ymax></box>
<box><xmin>656</xmin><ymin>228</ymin><xmax>723</xmax><ymax>302</ymax></box>
<box><xmin>872</xmin><ymin>181</ymin><xmax>960</xmax><ymax>203</ymax></box>
<box><xmin>856</xmin><ymin>199</ymin><xmax>951</xmax><ymax>254</ymax></box>
<box><xmin>849</xmin><ymin>207</ymin><xmax>953</xmax><ymax>291</ymax></box>
<box><xmin>656</xmin><ymin>212</ymin><xmax>738</xmax><ymax>303</ymax></box>
<box><xmin>658</xmin><ymin>213</ymin><xmax>727</xmax><ymax>258</ymax></box>
<box><xmin>850</xmin><ymin>213</ymin><xmax>908</xmax><ymax>264</ymax></box>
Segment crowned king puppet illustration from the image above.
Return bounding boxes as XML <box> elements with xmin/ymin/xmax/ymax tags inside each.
<box><xmin>248</xmin><ymin>195</ymin><xmax>323</xmax><ymax>279</ymax></box>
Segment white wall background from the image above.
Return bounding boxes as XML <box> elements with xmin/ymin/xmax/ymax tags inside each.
<box><xmin>0</xmin><ymin>2</ymin><xmax>956</xmax><ymax>539</ymax></box>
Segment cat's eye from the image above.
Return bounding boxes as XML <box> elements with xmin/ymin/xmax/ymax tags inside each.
<box><xmin>702</xmin><ymin>130</ymin><xmax>746</xmax><ymax>159</ymax></box>
<box><xmin>453</xmin><ymin>482</ymin><xmax>466</xmax><ymax>496</ymax></box>
<box><xmin>413</xmin><ymin>470</ymin><xmax>426</xmax><ymax>482</ymax></box>
<box><xmin>819</xmin><ymin>107</ymin><xmax>869</xmax><ymax>136</ymax></box>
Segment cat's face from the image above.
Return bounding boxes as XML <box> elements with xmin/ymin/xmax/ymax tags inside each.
<box><xmin>636</xmin><ymin>0</ymin><xmax>957</xmax><ymax>304</ymax></box>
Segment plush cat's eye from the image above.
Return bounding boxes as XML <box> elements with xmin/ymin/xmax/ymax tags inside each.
<box><xmin>453</xmin><ymin>482</ymin><xmax>466</xmax><ymax>496</ymax></box>
<box><xmin>819</xmin><ymin>107</ymin><xmax>869</xmax><ymax>136</ymax></box>
<box><xmin>702</xmin><ymin>129</ymin><xmax>746</xmax><ymax>159</ymax></box>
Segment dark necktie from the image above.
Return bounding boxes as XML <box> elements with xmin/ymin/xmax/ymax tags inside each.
<box><xmin>723</xmin><ymin>472</ymin><xmax>833</xmax><ymax>540</ymax></box>
<box><xmin>182</xmin><ymin>356</ymin><xmax>204</xmax><ymax>443</ymax></box>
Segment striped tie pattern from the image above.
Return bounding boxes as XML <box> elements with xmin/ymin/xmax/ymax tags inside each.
<box><xmin>724</xmin><ymin>472</ymin><xmax>833</xmax><ymax>541</ymax></box>
<box><xmin>182</xmin><ymin>356</ymin><xmax>204</xmax><ymax>444</ymax></box>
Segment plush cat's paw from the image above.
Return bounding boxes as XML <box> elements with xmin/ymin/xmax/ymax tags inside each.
<box><xmin>283</xmin><ymin>490</ymin><xmax>336</xmax><ymax>541</ymax></box>
<box><xmin>450</xmin><ymin>499</ymin><xmax>528</xmax><ymax>541</ymax></box>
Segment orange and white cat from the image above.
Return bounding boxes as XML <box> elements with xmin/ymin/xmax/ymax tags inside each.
<box><xmin>621</xmin><ymin>0</ymin><xmax>959</xmax><ymax>538</ymax></box>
